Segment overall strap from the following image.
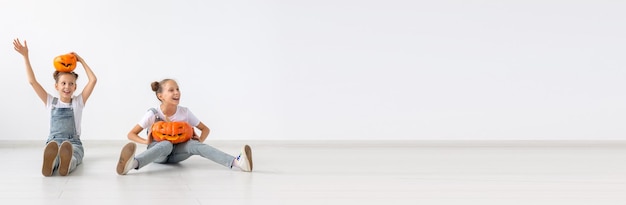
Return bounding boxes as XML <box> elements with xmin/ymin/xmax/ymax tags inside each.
<box><xmin>146</xmin><ymin>108</ymin><xmax>163</xmax><ymax>136</ymax></box>
<box><xmin>149</xmin><ymin>108</ymin><xmax>163</xmax><ymax>122</ymax></box>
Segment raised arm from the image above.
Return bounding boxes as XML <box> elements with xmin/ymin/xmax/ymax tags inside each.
<box><xmin>72</xmin><ymin>53</ymin><xmax>97</xmax><ymax>104</ymax></box>
<box><xmin>13</xmin><ymin>39</ymin><xmax>47</xmax><ymax>104</ymax></box>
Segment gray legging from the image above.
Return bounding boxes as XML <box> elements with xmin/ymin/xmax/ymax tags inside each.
<box><xmin>134</xmin><ymin>140</ymin><xmax>235</xmax><ymax>169</ymax></box>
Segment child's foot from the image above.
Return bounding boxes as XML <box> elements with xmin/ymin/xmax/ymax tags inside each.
<box><xmin>117</xmin><ymin>142</ymin><xmax>137</xmax><ymax>175</ymax></box>
<box><xmin>235</xmin><ymin>145</ymin><xmax>253</xmax><ymax>172</ymax></box>
<box><xmin>58</xmin><ymin>141</ymin><xmax>73</xmax><ymax>176</ymax></box>
<box><xmin>42</xmin><ymin>141</ymin><xmax>59</xmax><ymax>177</ymax></box>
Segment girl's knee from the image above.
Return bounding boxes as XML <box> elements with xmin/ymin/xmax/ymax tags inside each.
<box><xmin>155</xmin><ymin>141</ymin><xmax>174</xmax><ymax>149</ymax></box>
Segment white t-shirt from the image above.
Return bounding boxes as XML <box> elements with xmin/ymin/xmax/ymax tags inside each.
<box><xmin>137</xmin><ymin>105</ymin><xmax>201</xmax><ymax>130</ymax></box>
<box><xmin>46</xmin><ymin>94</ymin><xmax>85</xmax><ymax>136</ymax></box>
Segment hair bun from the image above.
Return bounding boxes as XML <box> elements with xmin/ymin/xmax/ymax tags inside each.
<box><xmin>151</xmin><ymin>81</ymin><xmax>160</xmax><ymax>92</ymax></box>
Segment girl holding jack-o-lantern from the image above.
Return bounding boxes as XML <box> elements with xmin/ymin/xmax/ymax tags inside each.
<box><xmin>13</xmin><ymin>38</ymin><xmax>97</xmax><ymax>177</ymax></box>
<box><xmin>116</xmin><ymin>79</ymin><xmax>253</xmax><ymax>175</ymax></box>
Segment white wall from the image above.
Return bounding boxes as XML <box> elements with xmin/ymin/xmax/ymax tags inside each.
<box><xmin>1</xmin><ymin>0</ymin><xmax>625</xmax><ymax>141</ymax></box>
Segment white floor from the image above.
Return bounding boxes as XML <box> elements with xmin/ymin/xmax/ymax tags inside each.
<box><xmin>1</xmin><ymin>140</ymin><xmax>626</xmax><ymax>205</ymax></box>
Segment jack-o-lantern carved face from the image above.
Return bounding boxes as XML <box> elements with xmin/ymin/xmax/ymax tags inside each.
<box><xmin>151</xmin><ymin>121</ymin><xmax>194</xmax><ymax>144</ymax></box>
<box><xmin>53</xmin><ymin>53</ymin><xmax>77</xmax><ymax>72</ymax></box>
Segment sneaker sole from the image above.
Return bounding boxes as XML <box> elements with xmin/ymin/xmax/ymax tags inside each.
<box><xmin>58</xmin><ymin>141</ymin><xmax>73</xmax><ymax>176</ymax></box>
<box><xmin>244</xmin><ymin>145</ymin><xmax>253</xmax><ymax>171</ymax></box>
<box><xmin>117</xmin><ymin>143</ymin><xmax>136</xmax><ymax>175</ymax></box>
<box><xmin>42</xmin><ymin>142</ymin><xmax>59</xmax><ymax>177</ymax></box>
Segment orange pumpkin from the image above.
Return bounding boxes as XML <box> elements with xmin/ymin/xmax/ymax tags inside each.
<box><xmin>151</xmin><ymin>121</ymin><xmax>194</xmax><ymax>144</ymax></box>
<box><xmin>53</xmin><ymin>53</ymin><xmax>77</xmax><ymax>72</ymax></box>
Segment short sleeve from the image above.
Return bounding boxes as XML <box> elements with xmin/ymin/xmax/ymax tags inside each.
<box><xmin>185</xmin><ymin>108</ymin><xmax>201</xmax><ymax>127</ymax></box>
<box><xmin>137</xmin><ymin>109</ymin><xmax>158</xmax><ymax>129</ymax></box>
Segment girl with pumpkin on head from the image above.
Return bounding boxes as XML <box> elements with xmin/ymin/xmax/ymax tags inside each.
<box><xmin>13</xmin><ymin>39</ymin><xmax>97</xmax><ymax>176</ymax></box>
<box><xmin>116</xmin><ymin>79</ymin><xmax>253</xmax><ymax>175</ymax></box>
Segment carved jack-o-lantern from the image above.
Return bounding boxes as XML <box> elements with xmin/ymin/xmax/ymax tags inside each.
<box><xmin>53</xmin><ymin>53</ymin><xmax>77</xmax><ymax>72</ymax></box>
<box><xmin>151</xmin><ymin>121</ymin><xmax>194</xmax><ymax>144</ymax></box>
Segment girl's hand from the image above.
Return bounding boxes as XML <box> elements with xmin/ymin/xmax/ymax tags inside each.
<box><xmin>191</xmin><ymin>130</ymin><xmax>200</xmax><ymax>141</ymax></box>
<box><xmin>71</xmin><ymin>52</ymin><xmax>84</xmax><ymax>63</ymax></box>
<box><xmin>13</xmin><ymin>39</ymin><xmax>28</xmax><ymax>57</ymax></box>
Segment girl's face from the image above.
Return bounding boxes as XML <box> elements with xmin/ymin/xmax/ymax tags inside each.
<box><xmin>157</xmin><ymin>80</ymin><xmax>181</xmax><ymax>105</ymax></box>
<box><xmin>55</xmin><ymin>73</ymin><xmax>77</xmax><ymax>99</ymax></box>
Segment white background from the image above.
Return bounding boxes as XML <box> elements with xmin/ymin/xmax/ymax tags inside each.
<box><xmin>1</xmin><ymin>0</ymin><xmax>625</xmax><ymax>141</ymax></box>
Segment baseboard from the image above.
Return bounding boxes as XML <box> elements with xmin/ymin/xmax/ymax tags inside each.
<box><xmin>2</xmin><ymin>139</ymin><xmax>626</xmax><ymax>148</ymax></box>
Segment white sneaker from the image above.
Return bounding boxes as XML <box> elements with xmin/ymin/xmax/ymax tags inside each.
<box><xmin>42</xmin><ymin>141</ymin><xmax>59</xmax><ymax>177</ymax></box>
<box><xmin>235</xmin><ymin>145</ymin><xmax>253</xmax><ymax>172</ymax></box>
<box><xmin>116</xmin><ymin>142</ymin><xmax>136</xmax><ymax>175</ymax></box>
<box><xmin>58</xmin><ymin>141</ymin><xmax>73</xmax><ymax>176</ymax></box>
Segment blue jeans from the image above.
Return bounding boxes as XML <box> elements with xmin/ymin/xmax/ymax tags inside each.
<box><xmin>135</xmin><ymin>140</ymin><xmax>235</xmax><ymax>169</ymax></box>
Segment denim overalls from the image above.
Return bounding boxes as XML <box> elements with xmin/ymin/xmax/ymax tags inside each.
<box><xmin>46</xmin><ymin>97</ymin><xmax>84</xmax><ymax>172</ymax></box>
